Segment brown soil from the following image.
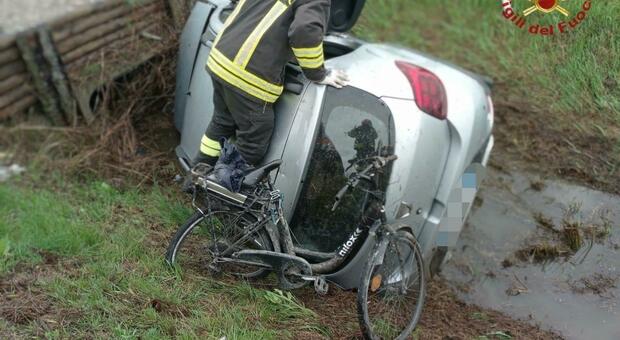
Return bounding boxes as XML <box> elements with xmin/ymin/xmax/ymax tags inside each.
<box><xmin>0</xmin><ymin>252</ymin><xmax>82</xmax><ymax>335</ymax></box>
<box><xmin>0</xmin><ymin>276</ymin><xmax>53</xmax><ymax>325</ymax></box>
<box><xmin>491</xmin><ymin>94</ymin><xmax>620</xmax><ymax>195</ymax></box>
<box><xmin>295</xmin><ymin>279</ymin><xmax>561</xmax><ymax>339</ymax></box>
<box><xmin>0</xmin><ymin>57</ymin><xmax>571</xmax><ymax>339</ymax></box>
<box><xmin>569</xmin><ymin>273</ymin><xmax>618</xmax><ymax>297</ymax></box>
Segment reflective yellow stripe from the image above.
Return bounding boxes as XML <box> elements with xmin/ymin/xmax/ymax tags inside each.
<box><xmin>200</xmin><ymin>135</ymin><xmax>221</xmax><ymax>156</ymax></box>
<box><xmin>201</xmin><ymin>135</ymin><xmax>221</xmax><ymax>150</ymax></box>
<box><xmin>292</xmin><ymin>44</ymin><xmax>323</xmax><ymax>58</ymax></box>
<box><xmin>210</xmin><ymin>48</ymin><xmax>283</xmax><ymax>95</ymax></box>
<box><xmin>293</xmin><ymin>43</ymin><xmax>324</xmax><ymax>69</ymax></box>
<box><xmin>200</xmin><ymin>144</ymin><xmax>220</xmax><ymax>157</ymax></box>
<box><xmin>234</xmin><ymin>1</ymin><xmax>288</xmax><ymax>68</ymax></box>
<box><xmin>297</xmin><ymin>55</ymin><xmax>324</xmax><ymax>69</ymax></box>
<box><xmin>213</xmin><ymin>0</ymin><xmax>247</xmax><ymax>47</ymax></box>
<box><xmin>207</xmin><ymin>57</ymin><xmax>279</xmax><ymax>102</ymax></box>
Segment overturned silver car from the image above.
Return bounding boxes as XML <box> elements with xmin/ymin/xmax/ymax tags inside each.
<box><xmin>173</xmin><ymin>0</ymin><xmax>494</xmax><ymax>287</ymax></box>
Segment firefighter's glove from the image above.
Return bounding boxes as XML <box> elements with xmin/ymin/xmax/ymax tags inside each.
<box><xmin>317</xmin><ymin>69</ymin><xmax>349</xmax><ymax>89</ymax></box>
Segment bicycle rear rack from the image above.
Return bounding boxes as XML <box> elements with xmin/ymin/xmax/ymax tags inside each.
<box><xmin>190</xmin><ymin>163</ymin><xmax>248</xmax><ymax>205</ymax></box>
<box><xmin>206</xmin><ymin>180</ymin><xmax>248</xmax><ymax>205</ymax></box>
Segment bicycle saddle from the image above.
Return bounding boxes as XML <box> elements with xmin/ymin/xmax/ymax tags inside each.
<box><xmin>242</xmin><ymin>159</ymin><xmax>282</xmax><ymax>187</ymax></box>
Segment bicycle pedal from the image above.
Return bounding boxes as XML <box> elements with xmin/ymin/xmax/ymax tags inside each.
<box><xmin>207</xmin><ymin>262</ymin><xmax>222</xmax><ymax>275</ymax></box>
<box><xmin>314</xmin><ymin>276</ymin><xmax>329</xmax><ymax>296</ymax></box>
<box><xmin>191</xmin><ymin>163</ymin><xmax>214</xmax><ymax>176</ymax></box>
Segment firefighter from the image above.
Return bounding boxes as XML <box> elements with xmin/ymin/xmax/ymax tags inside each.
<box><xmin>197</xmin><ymin>0</ymin><xmax>349</xmax><ymax>166</ymax></box>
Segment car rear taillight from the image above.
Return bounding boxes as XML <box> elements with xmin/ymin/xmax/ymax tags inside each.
<box><xmin>395</xmin><ymin>61</ymin><xmax>448</xmax><ymax>120</ymax></box>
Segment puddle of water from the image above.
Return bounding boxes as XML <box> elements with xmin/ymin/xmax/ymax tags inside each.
<box><xmin>443</xmin><ymin>170</ymin><xmax>620</xmax><ymax>340</ymax></box>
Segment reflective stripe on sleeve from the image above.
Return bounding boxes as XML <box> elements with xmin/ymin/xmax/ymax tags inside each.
<box><xmin>296</xmin><ymin>54</ymin><xmax>324</xmax><ymax>69</ymax></box>
<box><xmin>234</xmin><ymin>1</ymin><xmax>289</xmax><ymax>68</ymax></box>
<box><xmin>292</xmin><ymin>43</ymin><xmax>324</xmax><ymax>69</ymax></box>
<box><xmin>292</xmin><ymin>44</ymin><xmax>323</xmax><ymax>58</ymax></box>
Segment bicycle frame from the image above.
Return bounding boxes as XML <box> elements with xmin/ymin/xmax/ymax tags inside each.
<box><xmin>193</xmin><ymin>158</ymin><xmax>390</xmax><ymax>279</ymax></box>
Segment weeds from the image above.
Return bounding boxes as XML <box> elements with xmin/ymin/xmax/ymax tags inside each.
<box><xmin>477</xmin><ymin>331</ymin><xmax>513</xmax><ymax>340</ymax></box>
<box><xmin>513</xmin><ymin>201</ymin><xmax>616</xmax><ymax>264</ymax></box>
<box><xmin>471</xmin><ymin>312</ymin><xmax>488</xmax><ymax>321</ymax></box>
<box><xmin>0</xmin><ymin>179</ymin><xmax>329</xmax><ymax>338</ymax></box>
<box><xmin>356</xmin><ymin>0</ymin><xmax>620</xmax><ymax>193</ymax></box>
<box><xmin>560</xmin><ymin>202</ymin><xmax>615</xmax><ymax>250</ymax></box>
<box><xmin>515</xmin><ymin>243</ymin><xmax>563</xmax><ymax>263</ymax></box>
<box><xmin>532</xmin><ymin>212</ymin><xmax>556</xmax><ymax>233</ymax></box>
<box><xmin>263</xmin><ymin>289</ymin><xmax>317</xmax><ymax>319</ymax></box>
<box><xmin>0</xmin><ymin>54</ymin><xmax>178</xmax><ymax>186</ymax></box>
<box><xmin>560</xmin><ymin>203</ymin><xmax>584</xmax><ymax>251</ymax></box>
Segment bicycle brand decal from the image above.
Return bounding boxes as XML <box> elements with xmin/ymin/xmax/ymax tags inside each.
<box><xmin>338</xmin><ymin>227</ymin><xmax>363</xmax><ymax>257</ymax></box>
<box><xmin>501</xmin><ymin>0</ymin><xmax>592</xmax><ymax>35</ymax></box>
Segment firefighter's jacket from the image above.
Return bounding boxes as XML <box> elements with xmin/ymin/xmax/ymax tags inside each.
<box><xmin>207</xmin><ymin>0</ymin><xmax>329</xmax><ymax>103</ymax></box>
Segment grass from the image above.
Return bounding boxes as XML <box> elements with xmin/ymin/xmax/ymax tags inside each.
<box><xmin>3</xmin><ymin>1</ymin><xmax>617</xmax><ymax>337</ymax></box>
<box><xmin>354</xmin><ymin>0</ymin><xmax>620</xmax><ymax>193</ymax></box>
<box><xmin>355</xmin><ymin>0</ymin><xmax>620</xmax><ymax>117</ymax></box>
<box><xmin>0</xmin><ymin>172</ymin><xmax>559</xmax><ymax>338</ymax></box>
<box><xmin>0</xmin><ymin>178</ymin><xmax>324</xmax><ymax>338</ymax></box>
<box><xmin>512</xmin><ymin>201</ymin><xmax>614</xmax><ymax>264</ymax></box>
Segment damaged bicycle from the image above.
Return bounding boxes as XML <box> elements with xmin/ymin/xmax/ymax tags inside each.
<box><xmin>165</xmin><ymin>154</ymin><xmax>426</xmax><ymax>340</ymax></box>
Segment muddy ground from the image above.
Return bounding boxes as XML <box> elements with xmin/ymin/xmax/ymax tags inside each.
<box><xmin>443</xmin><ymin>170</ymin><xmax>620</xmax><ymax>340</ymax></box>
<box><xmin>1</xmin><ymin>36</ymin><xmax>614</xmax><ymax>340</ymax></box>
<box><xmin>0</xmin><ymin>241</ymin><xmax>561</xmax><ymax>340</ymax></box>
<box><xmin>2</xmin><ymin>1</ymin><xmax>618</xmax><ymax>337</ymax></box>
<box><xmin>0</xmin><ymin>106</ymin><xmax>566</xmax><ymax>339</ymax></box>
<box><xmin>490</xmin><ymin>98</ymin><xmax>620</xmax><ymax>196</ymax></box>
<box><xmin>296</xmin><ymin>279</ymin><xmax>561</xmax><ymax>339</ymax></box>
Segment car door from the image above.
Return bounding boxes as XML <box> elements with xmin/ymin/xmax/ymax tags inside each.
<box><xmin>279</xmin><ymin>86</ymin><xmax>395</xmax><ymax>253</ymax></box>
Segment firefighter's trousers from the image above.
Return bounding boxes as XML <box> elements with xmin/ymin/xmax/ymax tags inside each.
<box><xmin>204</xmin><ymin>78</ymin><xmax>275</xmax><ymax>165</ymax></box>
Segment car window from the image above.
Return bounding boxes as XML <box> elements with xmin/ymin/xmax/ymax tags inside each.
<box><xmin>290</xmin><ymin>86</ymin><xmax>395</xmax><ymax>253</ymax></box>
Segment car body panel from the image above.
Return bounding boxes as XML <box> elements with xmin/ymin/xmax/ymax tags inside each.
<box><xmin>173</xmin><ymin>0</ymin><xmax>494</xmax><ymax>285</ymax></box>
<box><xmin>174</xmin><ymin>1</ymin><xmax>215</xmax><ymax>131</ymax></box>
<box><xmin>271</xmin><ymin>84</ymin><xmax>326</xmax><ymax>219</ymax></box>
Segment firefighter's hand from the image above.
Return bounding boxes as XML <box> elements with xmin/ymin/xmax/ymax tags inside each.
<box><xmin>317</xmin><ymin>69</ymin><xmax>349</xmax><ymax>89</ymax></box>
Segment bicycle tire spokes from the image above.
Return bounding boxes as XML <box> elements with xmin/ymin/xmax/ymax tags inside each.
<box><xmin>173</xmin><ymin>211</ymin><xmax>270</xmax><ymax>278</ymax></box>
<box><xmin>359</xmin><ymin>232</ymin><xmax>425</xmax><ymax>340</ymax></box>
<box><xmin>204</xmin><ymin>212</ymin><xmax>268</xmax><ymax>276</ymax></box>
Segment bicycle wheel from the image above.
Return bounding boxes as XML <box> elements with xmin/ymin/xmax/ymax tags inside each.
<box><xmin>357</xmin><ymin>230</ymin><xmax>426</xmax><ymax>340</ymax></box>
<box><xmin>165</xmin><ymin>209</ymin><xmax>272</xmax><ymax>279</ymax></box>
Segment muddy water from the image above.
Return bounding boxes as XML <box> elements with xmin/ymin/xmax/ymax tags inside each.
<box><xmin>443</xmin><ymin>170</ymin><xmax>620</xmax><ymax>340</ymax></box>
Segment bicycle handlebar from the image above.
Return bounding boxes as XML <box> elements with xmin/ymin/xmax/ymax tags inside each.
<box><xmin>383</xmin><ymin>154</ymin><xmax>398</xmax><ymax>162</ymax></box>
<box><xmin>331</xmin><ymin>155</ymin><xmax>398</xmax><ymax>211</ymax></box>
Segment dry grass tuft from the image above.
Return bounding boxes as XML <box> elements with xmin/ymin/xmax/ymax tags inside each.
<box><xmin>511</xmin><ymin>202</ymin><xmax>616</xmax><ymax>265</ymax></box>
<box><xmin>533</xmin><ymin>211</ymin><xmax>557</xmax><ymax>233</ymax></box>
<box><xmin>515</xmin><ymin>243</ymin><xmax>564</xmax><ymax>263</ymax></box>
<box><xmin>0</xmin><ymin>53</ymin><xmax>179</xmax><ymax>186</ymax></box>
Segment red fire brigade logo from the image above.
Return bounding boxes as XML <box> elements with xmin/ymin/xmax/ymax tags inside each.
<box><xmin>523</xmin><ymin>0</ymin><xmax>570</xmax><ymax>16</ymax></box>
<box><xmin>501</xmin><ymin>0</ymin><xmax>592</xmax><ymax>35</ymax></box>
